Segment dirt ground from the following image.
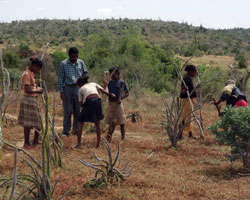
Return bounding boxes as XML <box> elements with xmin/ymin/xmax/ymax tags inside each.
<box><xmin>1</xmin><ymin>93</ymin><xmax>250</xmax><ymax>200</ymax></box>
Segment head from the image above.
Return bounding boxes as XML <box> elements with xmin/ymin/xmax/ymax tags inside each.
<box><xmin>109</xmin><ymin>66</ymin><xmax>120</xmax><ymax>80</ymax></box>
<box><xmin>226</xmin><ymin>79</ymin><xmax>236</xmax><ymax>86</ymax></box>
<box><xmin>29</xmin><ymin>57</ymin><xmax>43</xmax><ymax>73</ymax></box>
<box><xmin>76</xmin><ymin>76</ymin><xmax>89</xmax><ymax>87</ymax></box>
<box><xmin>184</xmin><ymin>64</ymin><xmax>197</xmax><ymax>77</ymax></box>
<box><xmin>68</xmin><ymin>47</ymin><xmax>79</xmax><ymax>63</ymax></box>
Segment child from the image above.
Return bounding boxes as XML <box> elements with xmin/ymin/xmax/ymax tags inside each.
<box><xmin>75</xmin><ymin>76</ymin><xmax>115</xmax><ymax>148</ymax></box>
<box><xmin>214</xmin><ymin>79</ymin><xmax>247</xmax><ymax>109</ymax></box>
<box><xmin>18</xmin><ymin>57</ymin><xmax>43</xmax><ymax>149</ymax></box>
<box><xmin>105</xmin><ymin>67</ymin><xmax>129</xmax><ymax>142</ymax></box>
<box><xmin>179</xmin><ymin>64</ymin><xmax>199</xmax><ymax>139</ymax></box>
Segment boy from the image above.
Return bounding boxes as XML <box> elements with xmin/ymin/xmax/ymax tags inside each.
<box><xmin>105</xmin><ymin>67</ymin><xmax>129</xmax><ymax>142</ymax></box>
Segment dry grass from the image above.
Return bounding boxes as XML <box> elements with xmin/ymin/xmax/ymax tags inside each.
<box><xmin>178</xmin><ymin>55</ymin><xmax>239</xmax><ymax>69</ymax></box>
<box><xmin>1</xmin><ymin>92</ymin><xmax>250</xmax><ymax>200</ymax></box>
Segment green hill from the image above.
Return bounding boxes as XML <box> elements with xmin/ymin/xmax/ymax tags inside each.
<box><xmin>0</xmin><ymin>19</ymin><xmax>250</xmax><ymax>57</ymax></box>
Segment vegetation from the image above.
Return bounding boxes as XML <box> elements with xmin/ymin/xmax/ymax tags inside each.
<box><xmin>80</xmin><ymin>138</ymin><xmax>131</xmax><ymax>188</ymax></box>
<box><xmin>210</xmin><ymin>106</ymin><xmax>250</xmax><ymax>169</ymax></box>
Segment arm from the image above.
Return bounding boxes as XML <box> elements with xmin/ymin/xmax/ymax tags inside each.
<box><xmin>121</xmin><ymin>81</ymin><xmax>129</xmax><ymax>100</ymax></box>
<box><xmin>121</xmin><ymin>91</ymin><xmax>129</xmax><ymax>100</ymax></box>
<box><xmin>81</xmin><ymin>61</ymin><xmax>88</xmax><ymax>77</ymax></box>
<box><xmin>25</xmin><ymin>85</ymin><xmax>43</xmax><ymax>94</ymax></box>
<box><xmin>79</xmin><ymin>100</ymin><xmax>83</xmax><ymax>107</ymax></box>
<box><xmin>58</xmin><ymin>62</ymin><xmax>65</xmax><ymax>100</ymax></box>
<box><xmin>98</xmin><ymin>88</ymin><xmax>116</xmax><ymax>99</ymax></box>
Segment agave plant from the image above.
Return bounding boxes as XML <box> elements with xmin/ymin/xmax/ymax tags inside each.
<box><xmin>80</xmin><ymin>138</ymin><xmax>131</xmax><ymax>188</ymax></box>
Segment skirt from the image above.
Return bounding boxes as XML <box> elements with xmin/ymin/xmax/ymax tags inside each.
<box><xmin>78</xmin><ymin>98</ymin><xmax>104</xmax><ymax>123</ymax></box>
<box><xmin>105</xmin><ymin>101</ymin><xmax>126</xmax><ymax>125</ymax></box>
<box><xmin>18</xmin><ymin>96</ymin><xmax>41</xmax><ymax>129</ymax></box>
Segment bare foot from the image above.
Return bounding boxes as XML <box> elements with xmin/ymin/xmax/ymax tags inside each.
<box><xmin>96</xmin><ymin>144</ymin><xmax>101</xmax><ymax>148</ymax></box>
<box><xmin>74</xmin><ymin>144</ymin><xmax>82</xmax><ymax>149</ymax></box>
<box><xmin>106</xmin><ymin>135</ymin><xmax>112</xmax><ymax>143</ymax></box>
<box><xmin>120</xmin><ymin>140</ymin><xmax>125</xmax><ymax>144</ymax></box>
<box><xmin>23</xmin><ymin>144</ymin><xmax>32</xmax><ymax>149</ymax></box>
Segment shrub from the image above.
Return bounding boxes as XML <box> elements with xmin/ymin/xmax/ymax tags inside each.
<box><xmin>209</xmin><ymin>106</ymin><xmax>250</xmax><ymax>168</ymax></box>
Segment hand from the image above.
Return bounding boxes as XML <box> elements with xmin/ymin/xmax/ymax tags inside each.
<box><xmin>109</xmin><ymin>93</ymin><xmax>116</xmax><ymax>99</ymax></box>
<box><xmin>60</xmin><ymin>92</ymin><xmax>65</xmax><ymax>101</ymax></box>
<box><xmin>37</xmin><ymin>87</ymin><xmax>43</xmax><ymax>94</ymax></box>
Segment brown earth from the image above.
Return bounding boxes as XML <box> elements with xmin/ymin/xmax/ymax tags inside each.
<box><xmin>0</xmin><ymin>93</ymin><xmax>250</xmax><ymax>200</ymax></box>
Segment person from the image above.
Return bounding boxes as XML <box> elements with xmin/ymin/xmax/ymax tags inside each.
<box><xmin>57</xmin><ymin>47</ymin><xmax>88</xmax><ymax>136</ymax></box>
<box><xmin>105</xmin><ymin>67</ymin><xmax>129</xmax><ymax>143</ymax></box>
<box><xmin>214</xmin><ymin>79</ymin><xmax>248</xmax><ymax>110</ymax></box>
<box><xmin>18</xmin><ymin>57</ymin><xmax>43</xmax><ymax>148</ymax></box>
<box><xmin>179</xmin><ymin>64</ymin><xmax>199</xmax><ymax>139</ymax></box>
<box><xmin>75</xmin><ymin>76</ymin><xmax>116</xmax><ymax>148</ymax></box>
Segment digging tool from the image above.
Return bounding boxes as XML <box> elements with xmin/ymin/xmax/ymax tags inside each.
<box><xmin>213</xmin><ymin>98</ymin><xmax>222</xmax><ymax>116</ymax></box>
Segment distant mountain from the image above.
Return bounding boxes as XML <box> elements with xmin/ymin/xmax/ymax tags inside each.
<box><xmin>1</xmin><ymin>19</ymin><xmax>250</xmax><ymax>57</ymax></box>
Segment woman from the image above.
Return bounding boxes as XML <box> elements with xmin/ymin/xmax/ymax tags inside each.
<box><xmin>18</xmin><ymin>57</ymin><xmax>43</xmax><ymax>148</ymax></box>
<box><xmin>75</xmin><ymin>76</ymin><xmax>115</xmax><ymax>148</ymax></box>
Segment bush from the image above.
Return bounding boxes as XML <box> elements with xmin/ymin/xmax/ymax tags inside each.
<box><xmin>209</xmin><ymin>106</ymin><xmax>250</xmax><ymax>168</ymax></box>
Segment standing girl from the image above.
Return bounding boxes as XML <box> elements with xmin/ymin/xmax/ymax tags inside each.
<box><xmin>18</xmin><ymin>57</ymin><xmax>43</xmax><ymax>148</ymax></box>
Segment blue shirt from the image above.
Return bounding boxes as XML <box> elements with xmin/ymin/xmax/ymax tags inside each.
<box><xmin>57</xmin><ymin>58</ymin><xmax>88</xmax><ymax>92</ymax></box>
<box><xmin>108</xmin><ymin>80</ymin><xmax>128</xmax><ymax>102</ymax></box>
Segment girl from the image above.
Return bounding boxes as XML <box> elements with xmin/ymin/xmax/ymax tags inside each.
<box><xmin>18</xmin><ymin>57</ymin><xmax>43</xmax><ymax>148</ymax></box>
<box><xmin>179</xmin><ymin>64</ymin><xmax>199</xmax><ymax>139</ymax></box>
<box><xmin>75</xmin><ymin>76</ymin><xmax>115</xmax><ymax>148</ymax></box>
<box><xmin>105</xmin><ymin>67</ymin><xmax>129</xmax><ymax>143</ymax></box>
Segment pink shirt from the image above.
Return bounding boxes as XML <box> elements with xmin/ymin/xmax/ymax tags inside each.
<box><xmin>21</xmin><ymin>67</ymin><xmax>38</xmax><ymax>97</ymax></box>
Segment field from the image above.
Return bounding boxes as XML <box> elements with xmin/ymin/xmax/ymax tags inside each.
<box><xmin>1</xmin><ymin>90</ymin><xmax>250</xmax><ymax>200</ymax></box>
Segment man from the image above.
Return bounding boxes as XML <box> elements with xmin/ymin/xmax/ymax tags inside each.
<box><xmin>58</xmin><ymin>47</ymin><xmax>88</xmax><ymax>136</ymax></box>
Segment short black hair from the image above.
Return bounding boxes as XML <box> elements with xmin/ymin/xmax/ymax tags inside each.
<box><xmin>109</xmin><ymin>66</ymin><xmax>120</xmax><ymax>74</ymax></box>
<box><xmin>30</xmin><ymin>57</ymin><xmax>43</xmax><ymax>68</ymax></box>
<box><xmin>184</xmin><ymin>64</ymin><xmax>196</xmax><ymax>72</ymax></box>
<box><xmin>68</xmin><ymin>47</ymin><xmax>79</xmax><ymax>56</ymax></box>
<box><xmin>76</xmin><ymin>76</ymin><xmax>89</xmax><ymax>86</ymax></box>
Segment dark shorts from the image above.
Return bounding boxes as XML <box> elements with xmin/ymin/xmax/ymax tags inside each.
<box><xmin>78</xmin><ymin>98</ymin><xmax>104</xmax><ymax>123</ymax></box>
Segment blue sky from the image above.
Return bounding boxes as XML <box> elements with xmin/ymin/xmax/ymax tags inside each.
<box><xmin>0</xmin><ymin>0</ymin><xmax>250</xmax><ymax>29</ymax></box>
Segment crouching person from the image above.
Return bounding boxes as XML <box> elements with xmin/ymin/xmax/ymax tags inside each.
<box><xmin>75</xmin><ymin>76</ymin><xmax>115</xmax><ymax>148</ymax></box>
<box><xmin>214</xmin><ymin>79</ymin><xmax>248</xmax><ymax>109</ymax></box>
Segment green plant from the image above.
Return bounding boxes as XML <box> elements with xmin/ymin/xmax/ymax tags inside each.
<box><xmin>80</xmin><ymin>138</ymin><xmax>131</xmax><ymax>188</ymax></box>
<box><xmin>0</xmin><ymin>143</ymin><xmax>61</xmax><ymax>200</ymax></box>
<box><xmin>209</xmin><ymin>106</ymin><xmax>250</xmax><ymax>169</ymax></box>
<box><xmin>127</xmin><ymin>111</ymin><xmax>142</xmax><ymax>123</ymax></box>
<box><xmin>0</xmin><ymin>82</ymin><xmax>64</xmax><ymax>199</ymax></box>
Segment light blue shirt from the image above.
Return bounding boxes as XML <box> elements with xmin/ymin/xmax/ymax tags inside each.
<box><xmin>57</xmin><ymin>58</ymin><xmax>88</xmax><ymax>92</ymax></box>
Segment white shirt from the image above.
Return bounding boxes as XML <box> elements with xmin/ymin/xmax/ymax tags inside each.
<box><xmin>78</xmin><ymin>82</ymin><xmax>103</xmax><ymax>104</ymax></box>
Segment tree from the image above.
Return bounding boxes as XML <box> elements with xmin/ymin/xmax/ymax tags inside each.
<box><xmin>209</xmin><ymin>106</ymin><xmax>250</xmax><ymax>169</ymax></box>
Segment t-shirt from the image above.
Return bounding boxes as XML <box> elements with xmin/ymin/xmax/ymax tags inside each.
<box><xmin>78</xmin><ymin>82</ymin><xmax>103</xmax><ymax>104</ymax></box>
<box><xmin>108</xmin><ymin>80</ymin><xmax>128</xmax><ymax>102</ymax></box>
<box><xmin>21</xmin><ymin>67</ymin><xmax>37</xmax><ymax>97</ymax></box>
<box><xmin>180</xmin><ymin>75</ymin><xmax>197</xmax><ymax>98</ymax></box>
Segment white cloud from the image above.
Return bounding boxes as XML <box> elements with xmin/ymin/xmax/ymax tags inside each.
<box><xmin>97</xmin><ymin>8</ymin><xmax>113</xmax><ymax>16</ymax></box>
<box><xmin>37</xmin><ymin>7</ymin><xmax>46</xmax><ymax>11</ymax></box>
<box><xmin>97</xmin><ymin>6</ymin><xmax>124</xmax><ymax>17</ymax></box>
<box><xmin>116</xmin><ymin>6</ymin><xmax>124</xmax><ymax>15</ymax></box>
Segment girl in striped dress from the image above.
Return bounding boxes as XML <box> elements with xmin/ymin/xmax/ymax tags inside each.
<box><xmin>18</xmin><ymin>57</ymin><xmax>43</xmax><ymax>148</ymax></box>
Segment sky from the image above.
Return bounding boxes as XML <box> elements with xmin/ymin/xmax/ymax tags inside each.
<box><xmin>0</xmin><ymin>0</ymin><xmax>250</xmax><ymax>29</ymax></box>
